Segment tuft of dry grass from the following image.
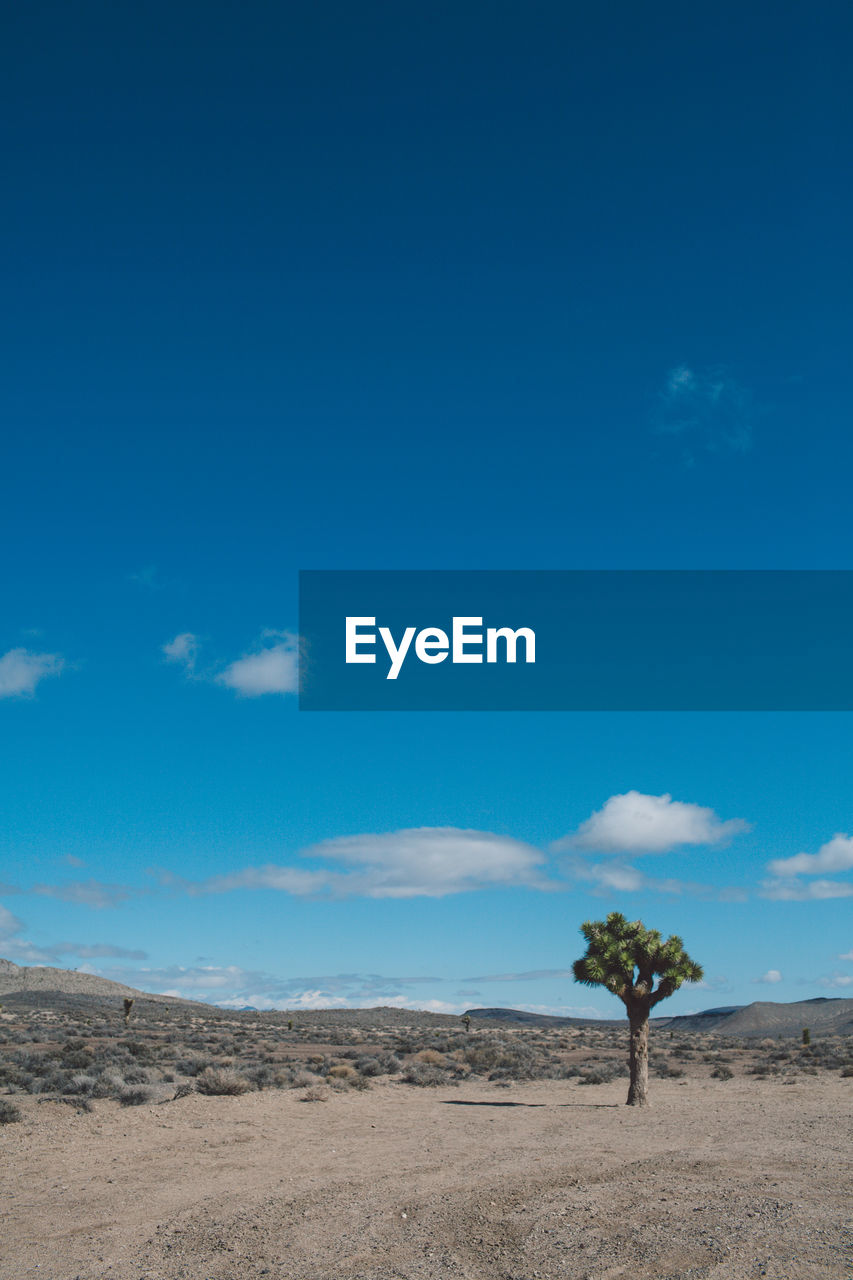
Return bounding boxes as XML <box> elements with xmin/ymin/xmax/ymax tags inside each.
<box><xmin>299</xmin><ymin>1086</ymin><xmax>328</xmax><ymax>1102</ymax></box>
<box><xmin>194</xmin><ymin>1066</ymin><xmax>251</xmax><ymax>1096</ymax></box>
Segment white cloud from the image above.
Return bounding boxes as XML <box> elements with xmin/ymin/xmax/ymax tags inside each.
<box><xmin>181</xmin><ymin>827</ymin><xmax>550</xmax><ymax>901</ymax></box>
<box><xmin>760</xmin><ymin>878</ymin><xmax>853</xmax><ymax>902</ymax></box>
<box><xmin>563</xmin><ymin>855</ymin><xmax>709</xmax><ymax>897</ymax></box>
<box><xmin>31</xmin><ymin>879</ymin><xmax>138</xmax><ymax>908</ymax></box>
<box><xmin>299</xmin><ymin>826</ymin><xmax>549</xmax><ymax>898</ymax></box>
<box><xmin>767</xmin><ymin>834</ymin><xmax>853</xmax><ymax>878</ymax></box>
<box><xmin>761</xmin><ymin>835</ymin><xmax>853</xmax><ymax>902</ymax></box>
<box><xmin>51</xmin><ymin>942</ymin><xmax>148</xmax><ymax>960</ymax></box>
<box><xmin>0</xmin><ymin>648</ymin><xmax>65</xmax><ymax>698</ymax></box>
<box><xmin>755</xmin><ymin>969</ymin><xmax>782</xmax><ymax>984</ymax></box>
<box><xmin>82</xmin><ymin>962</ymin><xmax>483</xmax><ymax>1012</ymax></box>
<box><xmin>839</xmin><ymin>950</ymin><xmax>853</xmax><ymax>962</ymax></box>
<box><xmin>217</xmin><ymin>632</ymin><xmax>298</xmax><ymax>697</ymax></box>
<box><xmin>196</xmin><ymin>866</ymin><xmax>335</xmax><ymax>896</ymax></box>
<box><xmin>162</xmin><ymin>632</ymin><xmax>199</xmax><ymax>671</ymax></box>
<box><xmin>556</xmin><ymin>791</ymin><xmax>749</xmax><ymax>855</ymax></box>
<box><xmin>817</xmin><ymin>973</ymin><xmax>853</xmax><ymax>989</ymax></box>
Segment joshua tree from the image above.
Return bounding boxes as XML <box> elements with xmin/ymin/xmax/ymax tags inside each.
<box><xmin>572</xmin><ymin>912</ymin><xmax>703</xmax><ymax>1107</ymax></box>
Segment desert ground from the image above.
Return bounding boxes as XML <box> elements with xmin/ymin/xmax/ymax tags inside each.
<box><xmin>1</xmin><ymin>996</ymin><xmax>851</xmax><ymax>1280</ymax></box>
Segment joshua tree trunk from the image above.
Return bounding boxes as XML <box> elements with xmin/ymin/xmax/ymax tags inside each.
<box><xmin>626</xmin><ymin>1006</ymin><xmax>649</xmax><ymax>1106</ymax></box>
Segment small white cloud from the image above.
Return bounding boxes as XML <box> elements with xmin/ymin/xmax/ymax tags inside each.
<box><xmin>162</xmin><ymin>632</ymin><xmax>199</xmax><ymax>671</ymax></box>
<box><xmin>31</xmin><ymin>880</ymin><xmax>138</xmax><ymax>909</ymax></box>
<box><xmin>556</xmin><ymin>791</ymin><xmax>749</xmax><ymax>855</ymax></box>
<box><xmin>755</xmin><ymin>969</ymin><xmax>782</xmax><ymax>984</ymax></box>
<box><xmin>760</xmin><ymin>878</ymin><xmax>853</xmax><ymax>901</ymax></box>
<box><xmin>217</xmin><ymin>632</ymin><xmax>299</xmax><ymax>697</ymax></box>
<box><xmin>194</xmin><ymin>866</ymin><xmax>334</xmax><ymax>896</ymax></box>
<box><xmin>563</xmin><ymin>856</ymin><xmax>701</xmax><ymax>897</ymax></box>
<box><xmin>839</xmin><ymin>949</ymin><xmax>853</xmax><ymax>962</ymax></box>
<box><xmin>767</xmin><ymin>834</ymin><xmax>853</xmax><ymax>878</ymax></box>
<box><xmin>50</xmin><ymin>942</ymin><xmax>148</xmax><ymax>960</ymax></box>
<box><xmin>0</xmin><ymin>648</ymin><xmax>65</xmax><ymax>698</ymax></box>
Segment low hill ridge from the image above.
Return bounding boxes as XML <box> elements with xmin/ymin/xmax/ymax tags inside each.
<box><xmin>0</xmin><ymin>958</ymin><xmax>167</xmax><ymax>1002</ymax></box>
<box><xmin>467</xmin><ymin>997</ymin><xmax>853</xmax><ymax>1038</ymax></box>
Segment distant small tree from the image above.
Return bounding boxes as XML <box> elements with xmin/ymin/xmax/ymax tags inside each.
<box><xmin>572</xmin><ymin>912</ymin><xmax>703</xmax><ymax>1106</ymax></box>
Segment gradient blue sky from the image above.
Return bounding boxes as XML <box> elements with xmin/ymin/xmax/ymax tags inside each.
<box><xmin>2</xmin><ymin>2</ymin><xmax>852</xmax><ymax>1015</ymax></box>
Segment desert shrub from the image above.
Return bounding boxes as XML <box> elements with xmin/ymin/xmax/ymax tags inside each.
<box><xmin>328</xmin><ymin>1064</ymin><xmax>358</xmax><ymax>1081</ymax></box>
<box><xmin>712</xmin><ymin>1064</ymin><xmax>734</xmax><ymax>1080</ymax></box>
<box><xmin>575</xmin><ymin>1059</ymin><xmax>629</xmax><ymax>1084</ymax></box>
<box><xmin>195</xmin><ymin>1067</ymin><xmax>251</xmax><ymax>1096</ymax></box>
<box><xmin>245</xmin><ymin>1064</ymin><xmax>276</xmax><ymax>1090</ymax></box>
<box><xmin>173</xmin><ymin>1081</ymin><xmax>196</xmax><ymax>1099</ymax></box>
<box><xmin>463</xmin><ymin>1039</ymin><xmax>541</xmax><ymax>1081</ymax></box>
<box><xmin>654</xmin><ymin>1062</ymin><xmax>685</xmax><ymax>1078</ymax></box>
<box><xmin>121</xmin><ymin>1067</ymin><xmax>151</xmax><ymax>1084</ymax></box>
<box><xmin>290</xmin><ymin>1070</ymin><xmax>320</xmax><ymax>1089</ymax></box>
<box><xmin>0</xmin><ymin>1063</ymin><xmax>35</xmax><ymax>1091</ymax></box>
<box><xmin>67</xmin><ymin>1073</ymin><xmax>98</xmax><ymax>1095</ymax></box>
<box><xmin>0</xmin><ymin>1099</ymin><xmax>22</xmax><ymax>1124</ymax></box>
<box><xmin>840</xmin><ymin>1066</ymin><xmax>853</xmax><ymax>1078</ymax></box>
<box><xmin>576</xmin><ymin>1060</ymin><xmax>628</xmax><ymax>1085</ymax></box>
<box><xmin>174</xmin><ymin>1056</ymin><xmax>213</xmax><ymax>1077</ymax></box>
<box><xmin>60</xmin><ymin>1049</ymin><xmax>93</xmax><ymax>1070</ymax></box>
<box><xmin>355</xmin><ymin>1056</ymin><xmax>384</xmax><ymax>1077</ymax></box>
<box><xmin>299</xmin><ymin>1086</ymin><xmax>328</xmax><ymax>1102</ymax></box>
<box><xmin>412</xmin><ymin>1049</ymin><xmax>445</xmax><ymax>1066</ymax></box>
<box><xmin>123</xmin><ymin>1040</ymin><xmax>155</xmax><ymax>1062</ymax></box>
<box><xmin>356</xmin><ymin>1053</ymin><xmax>401</xmax><ymax>1077</ymax></box>
<box><xmin>402</xmin><ymin>1063</ymin><xmax>451</xmax><ymax>1086</ymax></box>
<box><xmin>119</xmin><ymin>1085</ymin><xmax>155</xmax><ymax>1106</ymax></box>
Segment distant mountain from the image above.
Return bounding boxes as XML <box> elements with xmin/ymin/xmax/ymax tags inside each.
<box><xmin>466</xmin><ymin>998</ymin><xmax>853</xmax><ymax>1038</ymax></box>
<box><xmin>465</xmin><ymin>1007</ymin><xmax>620</xmax><ymax>1028</ymax></box>
<box><xmin>664</xmin><ymin>997</ymin><xmax>853</xmax><ymax>1038</ymax></box>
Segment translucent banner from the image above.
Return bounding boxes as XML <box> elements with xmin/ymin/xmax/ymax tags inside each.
<box><xmin>298</xmin><ymin>571</ymin><xmax>853</xmax><ymax>711</ymax></box>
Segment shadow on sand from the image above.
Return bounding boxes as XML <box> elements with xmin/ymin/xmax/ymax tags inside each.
<box><xmin>441</xmin><ymin>1099</ymin><xmax>620</xmax><ymax>1109</ymax></box>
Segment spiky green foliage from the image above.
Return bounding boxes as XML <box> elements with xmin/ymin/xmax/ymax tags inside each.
<box><xmin>572</xmin><ymin>912</ymin><xmax>703</xmax><ymax>1010</ymax></box>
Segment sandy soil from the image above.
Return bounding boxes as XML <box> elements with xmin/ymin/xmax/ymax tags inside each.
<box><xmin>2</xmin><ymin>1076</ymin><xmax>851</xmax><ymax>1280</ymax></box>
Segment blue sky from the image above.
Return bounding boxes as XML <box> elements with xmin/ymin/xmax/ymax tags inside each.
<box><xmin>2</xmin><ymin>2</ymin><xmax>852</xmax><ymax>1014</ymax></box>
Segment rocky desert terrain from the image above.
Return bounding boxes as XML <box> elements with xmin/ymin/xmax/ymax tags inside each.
<box><xmin>1</xmin><ymin>973</ymin><xmax>851</xmax><ymax>1280</ymax></box>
